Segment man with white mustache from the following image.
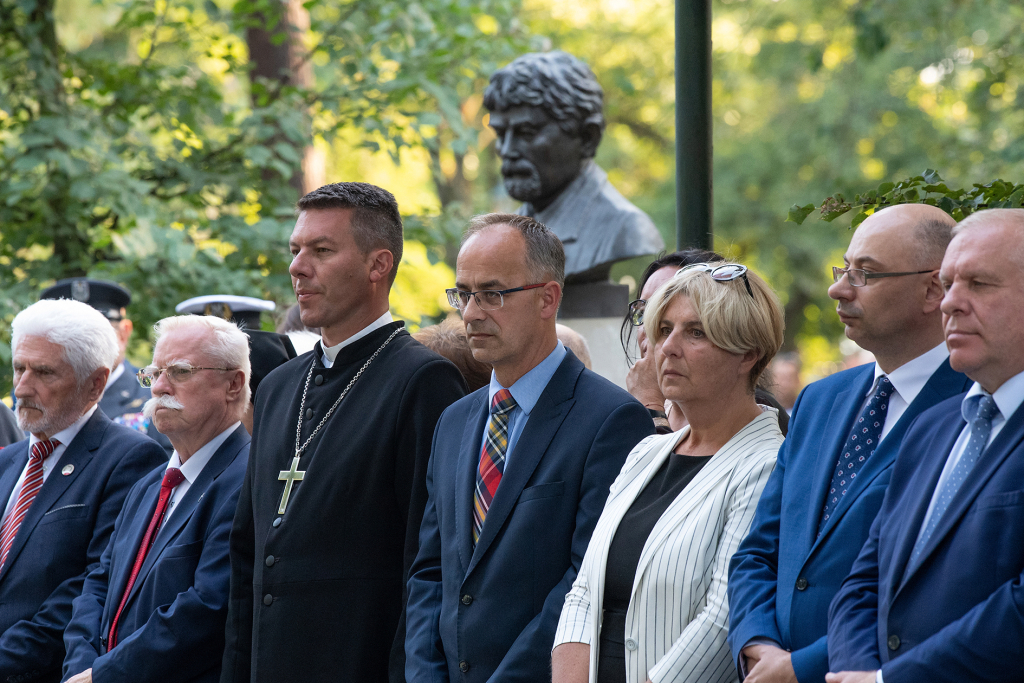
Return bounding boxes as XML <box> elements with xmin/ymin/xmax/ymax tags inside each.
<box><xmin>0</xmin><ymin>299</ymin><xmax>165</xmax><ymax>683</ymax></box>
<box><xmin>63</xmin><ymin>314</ymin><xmax>250</xmax><ymax>683</ymax></box>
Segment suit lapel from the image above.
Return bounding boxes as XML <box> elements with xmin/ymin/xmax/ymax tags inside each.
<box><xmin>0</xmin><ymin>411</ymin><xmax>104</xmax><ymax>575</ymax></box>
<box><xmin>0</xmin><ymin>442</ymin><xmax>29</xmax><ymax>585</ymax></box>
<box><xmin>124</xmin><ymin>426</ymin><xmax>249</xmax><ymax>610</ymax></box>
<box><xmin>455</xmin><ymin>392</ymin><xmax>488</xmax><ymax>574</ymax></box>
<box><xmin>799</xmin><ymin>366</ymin><xmax>874</xmax><ymax>554</ymax></box>
<box><xmin>466</xmin><ymin>356</ymin><xmax>582</xmax><ymax>576</ymax></box>
<box><xmin>812</xmin><ymin>361</ymin><xmax>968</xmax><ymax>551</ymax></box>
<box><xmin>900</xmin><ymin>401</ymin><xmax>1024</xmax><ymax>584</ymax></box>
<box><xmin>106</xmin><ymin>476</ymin><xmax>163</xmax><ymax>618</ymax></box>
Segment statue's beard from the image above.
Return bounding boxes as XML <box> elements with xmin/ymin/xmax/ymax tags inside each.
<box><xmin>501</xmin><ymin>160</ymin><xmax>544</xmax><ymax>203</ymax></box>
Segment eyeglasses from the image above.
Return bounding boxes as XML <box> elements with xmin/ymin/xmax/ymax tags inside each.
<box><xmin>677</xmin><ymin>262</ymin><xmax>755</xmax><ymax>298</ymax></box>
<box><xmin>832</xmin><ymin>267</ymin><xmax>935</xmax><ymax>287</ymax></box>
<box><xmin>446</xmin><ymin>283</ymin><xmax>548</xmax><ymax>312</ymax></box>
<box><xmin>628</xmin><ymin>263</ymin><xmax>755</xmax><ymax>327</ymax></box>
<box><xmin>137</xmin><ymin>363</ymin><xmax>236</xmax><ymax>388</ymax></box>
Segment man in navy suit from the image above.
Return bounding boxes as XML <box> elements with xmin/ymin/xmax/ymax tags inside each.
<box><xmin>727</xmin><ymin>204</ymin><xmax>970</xmax><ymax>683</ymax></box>
<box><xmin>405</xmin><ymin>214</ymin><xmax>654</xmax><ymax>683</ymax></box>
<box><xmin>0</xmin><ymin>299</ymin><xmax>166</xmax><ymax>683</ymax></box>
<box><xmin>62</xmin><ymin>314</ymin><xmax>251</xmax><ymax>683</ymax></box>
<box><xmin>826</xmin><ymin>209</ymin><xmax>1024</xmax><ymax>683</ymax></box>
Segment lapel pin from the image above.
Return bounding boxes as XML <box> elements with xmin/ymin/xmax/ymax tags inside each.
<box><xmin>62</xmin><ymin>464</ymin><xmax>74</xmax><ymax>476</ymax></box>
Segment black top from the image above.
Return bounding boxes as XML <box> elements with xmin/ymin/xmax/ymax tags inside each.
<box><xmin>597</xmin><ymin>452</ymin><xmax>713</xmax><ymax>683</ymax></box>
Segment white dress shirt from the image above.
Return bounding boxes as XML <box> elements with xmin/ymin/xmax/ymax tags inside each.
<box><xmin>1</xmin><ymin>405</ymin><xmax>98</xmax><ymax>525</ymax></box>
<box><xmin>320</xmin><ymin>311</ymin><xmax>394</xmax><ymax>368</ymax></box>
<box><xmin>163</xmin><ymin>422</ymin><xmax>240</xmax><ymax>523</ymax></box>
<box><xmin>872</xmin><ymin>341</ymin><xmax>949</xmax><ymax>440</ymax></box>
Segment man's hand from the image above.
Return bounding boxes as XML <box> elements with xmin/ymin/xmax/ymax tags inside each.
<box><xmin>67</xmin><ymin>669</ymin><xmax>93</xmax><ymax>683</ymax></box>
<box><xmin>825</xmin><ymin>671</ymin><xmax>876</xmax><ymax>683</ymax></box>
<box><xmin>742</xmin><ymin>644</ymin><xmax>797</xmax><ymax>683</ymax></box>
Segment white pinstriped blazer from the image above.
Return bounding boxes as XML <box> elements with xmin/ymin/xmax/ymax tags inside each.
<box><xmin>554</xmin><ymin>409</ymin><xmax>782</xmax><ymax>683</ymax></box>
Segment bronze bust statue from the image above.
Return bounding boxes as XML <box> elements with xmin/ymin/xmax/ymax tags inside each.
<box><xmin>484</xmin><ymin>51</ymin><xmax>664</xmax><ymax>285</ymax></box>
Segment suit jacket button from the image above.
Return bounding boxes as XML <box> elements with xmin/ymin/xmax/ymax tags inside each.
<box><xmin>266</xmin><ymin>555</ymin><xmax>276</xmax><ymax>567</ymax></box>
<box><xmin>461</xmin><ymin>594</ymin><xmax>472</xmax><ymax>605</ymax></box>
<box><xmin>459</xmin><ymin>661</ymin><xmax>470</xmax><ymax>673</ymax></box>
<box><xmin>263</xmin><ymin>594</ymin><xmax>274</xmax><ymax>606</ymax></box>
<box><xmin>314</xmin><ymin>375</ymin><xmax>324</xmax><ymax>386</ymax></box>
<box><xmin>305</xmin><ymin>408</ymin><xmax>313</xmax><ymax>419</ymax></box>
<box><xmin>888</xmin><ymin>634</ymin><xmax>901</xmax><ymax>651</ymax></box>
<box><xmin>795</xmin><ymin>577</ymin><xmax>809</xmax><ymax>591</ymax></box>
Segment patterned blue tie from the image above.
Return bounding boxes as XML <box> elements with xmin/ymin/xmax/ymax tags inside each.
<box><xmin>906</xmin><ymin>394</ymin><xmax>1000</xmax><ymax>572</ymax></box>
<box><xmin>818</xmin><ymin>376</ymin><xmax>893</xmax><ymax>535</ymax></box>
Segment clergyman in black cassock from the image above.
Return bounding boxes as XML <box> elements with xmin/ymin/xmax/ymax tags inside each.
<box><xmin>221</xmin><ymin>325</ymin><xmax>466</xmax><ymax>683</ymax></box>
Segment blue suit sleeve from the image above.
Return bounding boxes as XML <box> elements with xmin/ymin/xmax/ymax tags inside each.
<box><xmin>0</xmin><ymin>438</ymin><xmax>165</xmax><ymax>675</ymax></box>
<box><xmin>827</xmin><ymin>507</ymin><xmax>884</xmax><ymax>673</ymax></box>
<box><xmin>404</xmin><ymin>419</ymin><xmax>451</xmax><ymax>683</ymax></box>
<box><xmin>486</xmin><ymin>400</ymin><xmax>654</xmax><ymax>682</ymax></box>
<box><xmin>728</xmin><ymin>392</ymin><xmax>810</xmax><ymax>672</ymax></box>
<box><xmin>89</xmin><ymin>477</ymin><xmax>244</xmax><ymax>683</ymax></box>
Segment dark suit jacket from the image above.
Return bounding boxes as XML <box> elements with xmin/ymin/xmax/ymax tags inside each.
<box><xmin>0</xmin><ymin>404</ymin><xmax>22</xmax><ymax>449</ymax></box>
<box><xmin>405</xmin><ymin>352</ymin><xmax>655</xmax><ymax>683</ymax></box>
<box><xmin>62</xmin><ymin>425</ymin><xmax>250</xmax><ymax>683</ymax></box>
<box><xmin>828</xmin><ymin>392</ymin><xmax>1024</xmax><ymax>683</ymax></box>
<box><xmin>727</xmin><ymin>360</ymin><xmax>970</xmax><ymax>683</ymax></box>
<box><xmin>0</xmin><ymin>409</ymin><xmax>166</xmax><ymax>683</ymax></box>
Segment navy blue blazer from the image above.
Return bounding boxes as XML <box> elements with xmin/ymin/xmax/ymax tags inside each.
<box><xmin>62</xmin><ymin>425</ymin><xmax>249</xmax><ymax>683</ymax></box>
<box><xmin>405</xmin><ymin>352</ymin><xmax>655</xmax><ymax>683</ymax></box>
<box><xmin>727</xmin><ymin>360</ymin><xmax>970</xmax><ymax>683</ymax></box>
<box><xmin>0</xmin><ymin>409</ymin><xmax>166</xmax><ymax>683</ymax></box>
<box><xmin>828</xmin><ymin>392</ymin><xmax>1024</xmax><ymax>683</ymax></box>
<box><xmin>99</xmin><ymin>363</ymin><xmax>173</xmax><ymax>456</ymax></box>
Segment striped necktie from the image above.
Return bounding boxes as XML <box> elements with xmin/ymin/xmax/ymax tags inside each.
<box><xmin>473</xmin><ymin>389</ymin><xmax>517</xmax><ymax>546</ymax></box>
<box><xmin>0</xmin><ymin>439</ymin><xmax>60</xmax><ymax>569</ymax></box>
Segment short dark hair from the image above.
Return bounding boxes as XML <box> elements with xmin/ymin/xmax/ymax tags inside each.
<box><xmin>463</xmin><ymin>213</ymin><xmax>566</xmax><ymax>288</ymax></box>
<box><xmin>297</xmin><ymin>182</ymin><xmax>404</xmax><ymax>285</ymax></box>
<box><xmin>484</xmin><ymin>51</ymin><xmax>604</xmax><ymax>141</ymax></box>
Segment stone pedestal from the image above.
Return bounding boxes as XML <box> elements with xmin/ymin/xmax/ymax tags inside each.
<box><xmin>559</xmin><ymin>281</ymin><xmax>631</xmax><ymax>388</ymax></box>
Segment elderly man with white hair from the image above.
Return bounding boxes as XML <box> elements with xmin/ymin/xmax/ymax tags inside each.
<box><xmin>62</xmin><ymin>315</ymin><xmax>251</xmax><ymax>683</ymax></box>
<box><xmin>0</xmin><ymin>299</ymin><xmax>166</xmax><ymax>683</ymax></box>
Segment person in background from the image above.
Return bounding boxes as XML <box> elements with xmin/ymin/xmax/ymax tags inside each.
<box><xmin>623</xmin><ymin>251</ymin><xmax>789</xmax><ymax>436</ymax></box>
<box><xmin>405</xmin><ymin>213</ymin><xmax>653</xmax><ymax>683</ymax></box>
<box><xmin>553</xmin><ymin>261</ymin><xmax>785</xmax><ymax>683</ymax></box>
<box><xmin>770</xmin><ymin>353</ymin><xmax>802</xmax><ymax>414</ymax></box>
<box><xmin>62</xmin><ymin>315</ymin><xmax>251</xmax><ymax>683</ymax></box>
<box><xmin>556</xmin><ymin>324</ymin><xmax>593</xmax><ymax>369</ymax></box>
<box><xmin>39</xmin><ymin>279</ymin><xmax>172</xmax><ymax>455</ymax></box>
<box><xmin>276</xmin><ymin>303</ymin><xmax>320</xmax><ymax>356</ymax></box>
<box><xmin>0</xmin><ymin>403</ymin><xmax>22</xmax><ymax>449</ymax></box>
<box><xmin>728</xmin><ymin>204</ymin><xmax>968</xmax><ymax>683</ymax></box>
<box><xmin>827</xmin><ymin>208</ymin><xmax>1024</xmax><ymax>683</ymax></box>
<box><xmin>0</xmin><ymin>299</ymin><xmax>166</xmax><ymax>682</ymax></box>
<box><xmin>413</xmin><ymin>317</ymin><xmax>492</xmax><ymax>392</ymax></box>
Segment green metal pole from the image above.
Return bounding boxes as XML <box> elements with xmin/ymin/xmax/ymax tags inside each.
<box><xmin>676</xmin><ymin>0</ymin><xmax>713</xmax><ymax>250</ymax></box>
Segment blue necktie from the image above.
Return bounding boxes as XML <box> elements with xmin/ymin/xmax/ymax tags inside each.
<box><xmin>818</xmin><ymin>376</ymin><xmax>893</xmax><ymax>535</ymax></box>
<box><xmin>906</xmin><ymin>394</ymin><xmax>1000</xmax><ymax>572</ymax></box>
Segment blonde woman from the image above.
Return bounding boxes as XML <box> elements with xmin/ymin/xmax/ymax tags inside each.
<box><xmin>552</xmin><ymin>263</ymin><xmax>785</xmax><ymax>683</ymax></box>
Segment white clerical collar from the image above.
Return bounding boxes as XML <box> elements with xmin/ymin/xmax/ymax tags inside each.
<box><xmin>871</xmin><ymin>341</ymin><xmax>949</xmax><ymax>405</ymax></box>
<box><xmin>168</xmin><ymin>422</ymin><xmax>239</xmax><ymax>484</ymax></box>
<box><xmin>30</xmin><ymin>404</ymin><xmax>97</xmax><ymax>449</ymax></box>
<box><xmin>104</xmin><ymin>361</ymin><xmax>126</xmax><ymax>390</ymax></box>
<box><xmin>321</xmin><ymin>311</ymin><xmax>394</xmax><ymax>367</ymax></box>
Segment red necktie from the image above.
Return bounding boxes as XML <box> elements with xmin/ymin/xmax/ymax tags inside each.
<box><xmin>107</xmin><ymin>467</ymin><xmax>185</xmax><ymax>649</ymax></box>
<box><xmin>472</xmin><ymin>389</ymin><xmax>517</xmax><ymax>546</ymax></box>
<box><xmin>0</xmin><ymin>439</ymin><xmax>60</xmax><ymax>570</ymax></box>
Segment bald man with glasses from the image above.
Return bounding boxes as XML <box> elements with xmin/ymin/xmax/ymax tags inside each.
<box><xmin>728</xmin><ymin>204</ymin><xmax>972</xmax><ymax>683</ymax></box>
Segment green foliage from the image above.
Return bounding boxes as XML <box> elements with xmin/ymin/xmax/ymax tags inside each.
<box><xmin>789</xmin><ymin>171</ymin><xmax>1024</xmax><ymax>226</ymax></box>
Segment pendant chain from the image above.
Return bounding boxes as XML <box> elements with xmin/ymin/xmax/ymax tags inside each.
<box><xmin>293</xmin><ymin>328</ymin><xmax>402</xmax><ymax>458</ymax></box>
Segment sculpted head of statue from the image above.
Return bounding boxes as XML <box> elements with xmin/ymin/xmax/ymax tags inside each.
<box><xmin>484</xmin><ymin>51</ymin><xmax>605</xmax><ymax>212</ymax></box>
